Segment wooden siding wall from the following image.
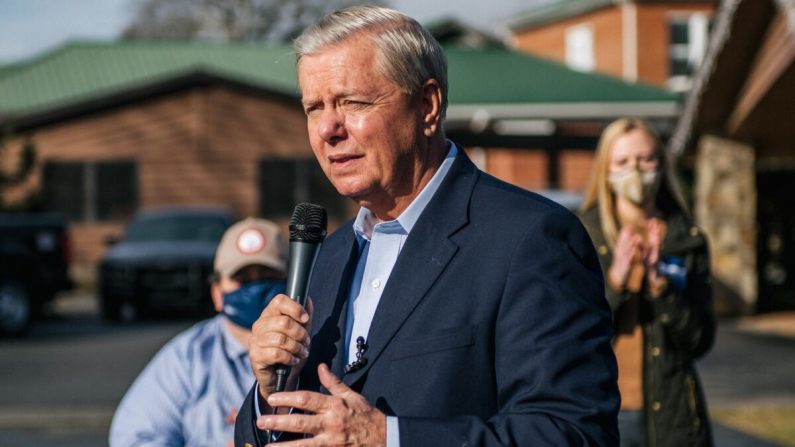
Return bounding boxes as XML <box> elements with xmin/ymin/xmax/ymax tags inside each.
<box><xmin>6</xmin><ymin>86</ymin><xmax>310</xmax><ymax>278</ymax></box>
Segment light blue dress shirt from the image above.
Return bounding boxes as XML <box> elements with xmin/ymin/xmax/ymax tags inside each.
<box><xmin>346</xmin><ymin>143</ymin><xmax>458</xmax><ymax>446</ymax></box>
<box><xmin>345</xmin><ymin>144</ymin><xmax>458</xmax><ymax>362</ymax></box>
<box><xmin>110</xmin><ymin>315</ymin><xmax>253</xmax><ymax>447</ymax></box>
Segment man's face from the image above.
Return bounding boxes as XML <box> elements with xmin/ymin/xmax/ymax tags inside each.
<box><xmin>297</xmin><ymin>36</ymin><xmax>429</xmax><ymax>211</ymax></box>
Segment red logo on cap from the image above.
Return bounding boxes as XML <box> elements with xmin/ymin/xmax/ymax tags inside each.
<box><xmin>237</xmin><ymin>228</ymin><xmax>266</xmax><ymax>254</ymax></box>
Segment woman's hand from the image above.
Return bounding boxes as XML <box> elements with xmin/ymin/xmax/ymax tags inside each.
<box><xmin>645</xmin><ymin>219</ymin><xmax>668</xmax><ymax>296</ymax></box>
<box><xmin>608</xmin><ymin>226</ymin><xmax>643</xmax><ymax>291</ymax></box>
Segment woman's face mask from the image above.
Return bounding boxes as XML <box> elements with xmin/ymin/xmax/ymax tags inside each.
<box><xmin>222</xmin><ymin>279</ymin><xmax>286</xmax><ymax>329</ymax></box>
<box><xmin>608</xmin><ymin>167</ymin><xmax>660</xmax><ymax>206</ymax></box>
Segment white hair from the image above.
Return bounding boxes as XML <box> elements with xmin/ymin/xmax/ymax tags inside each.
<box><xmin>294</xmin><ymin>5</ymin><xmax>448</xmax><ymax>119</ymax></box>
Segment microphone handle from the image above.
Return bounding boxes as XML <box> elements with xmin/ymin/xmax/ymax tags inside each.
<box><xmin>273</xmin><ymin>241</ymin><xmax>321</xmax><ymax>392</ymax></box>
<box><xmin>285</xmin><ymin>241</ymin><xmax>319</xmax><ymax>307</ymax></box>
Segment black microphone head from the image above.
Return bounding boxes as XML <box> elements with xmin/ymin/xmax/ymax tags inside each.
<box><xmin>289</xmin><ymin>203</ymin><xmax>327</xmax><ymax>243</ymax></box>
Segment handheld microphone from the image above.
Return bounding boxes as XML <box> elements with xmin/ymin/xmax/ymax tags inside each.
<box><xmin>273</xmin><ymin>203</ymin><xmax>327</xmax><ymax>394</ymax></box>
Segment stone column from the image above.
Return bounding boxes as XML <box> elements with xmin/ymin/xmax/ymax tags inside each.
<box><xmin>694</xmin><ymin>134</ymin><xmax>757</xmax><ymax>314</ymax></box>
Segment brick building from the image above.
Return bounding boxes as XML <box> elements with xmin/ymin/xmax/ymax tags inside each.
<box><xmin>508</xmin><ymin>0</ymin><xmax>717</xmax><ymax>92</ymax></box>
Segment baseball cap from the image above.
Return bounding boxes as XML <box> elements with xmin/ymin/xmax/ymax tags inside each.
<box><xmin>214</xmin><ymin>217</ymin><xmax>287</xmax><ymax>278</ymax></box>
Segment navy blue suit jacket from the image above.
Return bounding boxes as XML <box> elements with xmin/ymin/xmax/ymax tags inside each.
<box><xmin>236</xmin><ymin>150</ymin><xmax>619</xmax><ymax>446</ymax></box>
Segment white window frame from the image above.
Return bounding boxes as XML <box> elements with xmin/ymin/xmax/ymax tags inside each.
<box><xmin>565</xmin><ymin>23</ymin><xmax>595</xmax><ymax>72</ymax></box>
<box><xmin>667</xmin><ymin>12</ymin><xmax>710</xmax><ymax>92</ymax></box>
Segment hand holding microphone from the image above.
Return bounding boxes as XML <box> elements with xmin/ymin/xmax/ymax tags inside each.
<box><xmin>249</xmin><ymin>204</ymin><xmax>386</xmax><ymax>445</ymax></box>
<box><xmin>247</xmin><ymin>203</ymin><xmax>327</xmax><ymax>405</ymax></box>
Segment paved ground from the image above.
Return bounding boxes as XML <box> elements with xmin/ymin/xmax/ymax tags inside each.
<box><xmin>736</xmin><ymin>311</ymin><xmax>795</xmax><ymax>339</ymax></box>
<box><xmin>0</xmin><ymin>292</ymin><xmax>793</xmax><ymax>446</ymax></box>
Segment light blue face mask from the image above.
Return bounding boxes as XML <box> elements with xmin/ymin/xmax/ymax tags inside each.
<box><xmin>222</xmin><ymin>279</ymin><xmax>286</xmax><ymax>329</ymax></box>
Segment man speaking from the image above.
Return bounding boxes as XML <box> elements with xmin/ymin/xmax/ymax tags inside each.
<box><xmin>236</xmin><ymin>6</ymin><xmax>619</xmax><ymax>446</ymax></box>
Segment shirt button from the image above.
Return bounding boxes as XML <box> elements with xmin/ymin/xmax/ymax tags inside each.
<box><xmin>651</xmin><ymin>346</ymin><xmax>661</xmax><ymax>357</ymax></box>
<box><xmin>652</xmin><ymin>401</ymin><xmax>662</xmax><ymax>412</ymax></box>
<box><xmin>372</xmin><ymin>279</ymin><xmax>381</xmax><ymax>288</ymax></box>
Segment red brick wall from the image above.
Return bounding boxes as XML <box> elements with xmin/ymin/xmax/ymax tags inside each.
<box><xmin>512</xmin><ymin>3</ymin><xmax>715</xmax><ymax>88</ymax></box>
<box><xmin>512</xmin><ymin>6</ymin><xmax>625</xmax><ymax>80</ymax></box>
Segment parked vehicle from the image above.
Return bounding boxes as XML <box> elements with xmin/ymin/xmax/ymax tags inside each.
<box><xmin>0</xmin><ymin>213</ymin><xmax>73</xmax><ymax>335</ymax></box>
<box><xmin>98</xmin><ymin>206</ymin><xmax>235</xmax><ymax>321</ymax></box>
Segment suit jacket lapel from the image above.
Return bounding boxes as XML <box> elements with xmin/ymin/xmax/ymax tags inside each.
<box><xmin>343</xmin><ymin>151</ymin><xmax>478</xmax><ymax>386</ymax></box>
<box><xmin>305</xmin><ymin>229</ymin><xmax>358</xmax><ymax>385</ymax></box>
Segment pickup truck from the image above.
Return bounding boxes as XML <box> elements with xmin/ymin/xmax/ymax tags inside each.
<box><xmin>0</xmin><ymin>213</ymin><xmax>73</xmax><ymax>335</ymax></box>
<box><xmin>99</xmin><ymin>207</ymin><xmax>235</xmax><ymax>321</ymax></box>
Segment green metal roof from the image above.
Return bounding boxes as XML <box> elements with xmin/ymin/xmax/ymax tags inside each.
<box><xmin>0</xmin><ymin>40</ymin><xmax>677</xmax><ymax>123</ymax></box>
<box><xmin>0</xmin><ymin>41</ymin><xmax>299</xmax><ymax>119</ymax></box>
<box><xmin>445</xmin><ymin>47</ymin><xmax>675</xmax><ymax>104</ymax></box>
<box><xmin>0</xmin><ymin>61</ymin><xmax>25</xmax><ymax>80</ymax></box>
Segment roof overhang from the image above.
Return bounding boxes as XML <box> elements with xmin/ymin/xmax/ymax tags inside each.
<box><xmin>668</xmin><ymin>0</ymin><xmax>794</xmax><ymax>157</ymax></box>
<box><xmin>446</xmin><ymin>101</ymin><xmax>679</xmax><ymax>134</ymax></box>
<box><xmin>0</xmin><ymin>70</ymin><xmax>299</xmax><ymax>132</ymax></box>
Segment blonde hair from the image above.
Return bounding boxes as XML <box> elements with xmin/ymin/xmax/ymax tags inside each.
<box><xmin>581</xmin><ymin>117</ymin><xmax>690</xmax><ymax>247</ymax></box>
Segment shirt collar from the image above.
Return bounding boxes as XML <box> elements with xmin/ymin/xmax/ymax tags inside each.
<box><xmin>352</xmin><ymin>141</ymin><xmax>458</xmax><ymax>240</ymax></box>
<box><xmin>219</xmin><ymin>315</ymin><xmax>249</xmax><ymax>360</ymax></box>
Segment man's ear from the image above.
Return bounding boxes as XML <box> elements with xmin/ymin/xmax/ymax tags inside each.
<box><xmin>420</xmin><ymin>79</ymin><xmax>443</xmax><ymax>138</ymax></box>
<box><xmin>210</xmin><ymin>283</ymin><xmax>224</xmax><ymax>313</ymax></box>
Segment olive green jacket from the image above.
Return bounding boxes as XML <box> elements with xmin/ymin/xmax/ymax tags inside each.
<box><xmin>581</xmin><ymin>206</ymin><xmax>715</xmax><ymax>447</ymax></box>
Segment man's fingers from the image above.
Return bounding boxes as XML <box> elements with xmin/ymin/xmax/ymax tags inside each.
<box><xmin>260</xmin><ymin>294</ymin><xmax>310</xmax><ymax>323</ymax></box>
<box><xmin>267</xmin><ymin>389</ymin><xmax>331</xmax><ymax>413</ymax></box>
<box><xmin>256</xmin><ymin>413</ymin><xmax>321</xmax><ymax>437</ymax></box>
<box><xmin>305</xmin><ymin>296</ymin><xmax>314</xmax><ymax>327</ymax></box>
<box><xmin>251</xmin><ymin>315</ymin><xmax>310</xmax><ymax>347</ymax></box>
<box><xmin>317</xmin><ymin>363</ymin><xmax>353</xmax><ymax>398</ymax></box>
<box><xmin>266</xmin><ymin>332</ymin><xmax>309</xmax><ymax>358</ymax></box>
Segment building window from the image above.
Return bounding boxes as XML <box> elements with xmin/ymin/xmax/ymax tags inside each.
<box><xmin>565</xmin><ymin>24</ymin><xmax>595</xmax><ymax>72</ymax></box>
<box><xmin>43</xmin><ymin>160</ymin><xmax>138</xmax><ymax>221</ymax></box>
<box><xmin>668</xmin><ymin>13</ymin><xmax>710</xmax><ymax>92</ymax></box>
<box><xmin>259</xmin><ymin>159</ymin><xmax>347</xmax><ymax>220</ymax></box>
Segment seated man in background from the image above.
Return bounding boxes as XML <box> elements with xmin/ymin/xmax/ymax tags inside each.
<box><xmin>110</xmin><ymin>217</ymin><xmax>287</xmax><ymax>447</ymax></box>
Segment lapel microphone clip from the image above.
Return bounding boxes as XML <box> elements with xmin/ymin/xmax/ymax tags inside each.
<box><xmin>344</xmin><ymin>336</ymin><xmax>368</xmax><ymax>374</ymax></box>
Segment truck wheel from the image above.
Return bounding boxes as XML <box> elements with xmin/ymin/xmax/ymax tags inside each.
<box><xmin>0</xmin><ymin>279</ymin><xmax>32</xmax><ymax>336</ymax></box>
<box><xmin>101</xmin><ymin>294</ymin><xmax>142</xmax><ymax>323</ymax></box>
<box><xmin>100</xmin><ymin>292</ymin><xmax>122</xmax><ymax>322</ymax></box>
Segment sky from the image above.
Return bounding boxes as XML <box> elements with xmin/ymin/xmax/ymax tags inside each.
<box><xmin>0</xmin><ymin>0</ymin><xmax>551</xmax><ymax>64</ymax></box>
